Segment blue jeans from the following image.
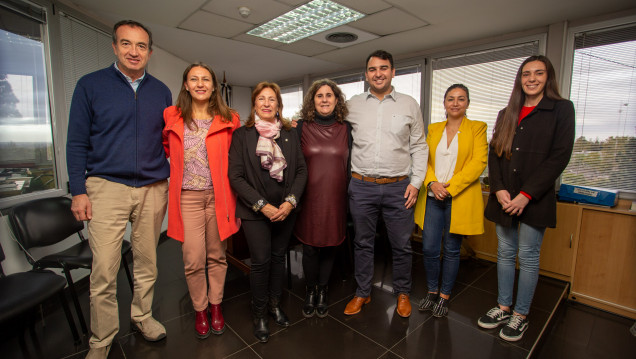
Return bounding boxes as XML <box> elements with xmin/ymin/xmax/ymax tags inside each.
<box><xmin>422</xmin><ymin>197</ymin><xmax>463</xmax><ymax>296</ymax></box>
<box><xmin>349</xmin><ymin>177</ymin><xmax>414</xmax><ymax>297</ymax></box>
<box><xmin>496</xmin><ymin>221</ymin><xmax>546</xmax><ymax>316</ymax></box>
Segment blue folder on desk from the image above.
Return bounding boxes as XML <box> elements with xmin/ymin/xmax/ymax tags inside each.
<box><xmin>558</xmin><ymin>184</ymin><xmax>618</xmax><ymax>207</ymax></box>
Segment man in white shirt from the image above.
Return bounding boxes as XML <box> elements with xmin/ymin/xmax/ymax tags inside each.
<box><xmin>343</xmin><ymin>50</ymin><xmax>428</xmax><ymax>318</ymax></box>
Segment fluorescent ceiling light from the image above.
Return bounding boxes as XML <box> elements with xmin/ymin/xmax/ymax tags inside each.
<box><xmin>247</xmin><ymin>0</ymin><xmax>365</xmax><ymax>44</ymax></box>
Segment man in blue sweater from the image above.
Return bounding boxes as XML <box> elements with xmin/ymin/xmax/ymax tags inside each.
<box><xmin>66</xmin><ymin>20</ymin><xmax>171</xmax><ymax>359</ymax></box>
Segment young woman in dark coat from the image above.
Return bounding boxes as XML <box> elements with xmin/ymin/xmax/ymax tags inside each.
<box><xmin>477</xmin><ymin>55</ymin><xmax>575</xmax><ymax>342</ymax></box>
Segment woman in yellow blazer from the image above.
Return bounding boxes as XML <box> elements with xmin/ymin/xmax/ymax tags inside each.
<box><xmin>414</xmin><ymin>84</ymin><xmax>488</xmax><ymax>317</ymax></box>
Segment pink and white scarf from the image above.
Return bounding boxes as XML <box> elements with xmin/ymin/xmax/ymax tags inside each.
<box><xmin>254</xmin><ymin>116</ymin><xmax>287</xmax><ymax>182</ymax></box>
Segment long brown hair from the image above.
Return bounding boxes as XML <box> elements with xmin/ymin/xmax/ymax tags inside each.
<box><xmin>175</xmin><ymin>62</ymin><xmax>235</xmax><ymax>130</ymax></box>
<box><xmin>300</xmin><ymin>79</ymin><xmax>348</xmax><ymax>123</ymax></box>
<box><xmin>245</xmin><ymin>82</ymin><xmax>291</xmax><ymax>130</ymax></box>
<box><xmin>491</xmin><ymin>55</ymin><xmax>564</xmax><ymax>159</ymax></box>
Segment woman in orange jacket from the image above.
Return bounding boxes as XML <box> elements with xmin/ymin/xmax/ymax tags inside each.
<box><xmin>163</xmin><ymin>63</ymin><xmax>240</xmax><ymax>339</ymax></box>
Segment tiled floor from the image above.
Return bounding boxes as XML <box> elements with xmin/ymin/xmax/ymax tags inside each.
<box><xmin>2</xmin><ymin>236</ymin><xmax>635</xmax><ymax>359</ymax></box>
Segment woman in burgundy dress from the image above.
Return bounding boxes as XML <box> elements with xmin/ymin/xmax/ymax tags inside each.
<box><xmin>294</xmin><ymin>79</ymin><xmax>351</xmax><ymax>318</ymax></box>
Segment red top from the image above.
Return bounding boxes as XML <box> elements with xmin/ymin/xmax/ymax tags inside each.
<box><xmin>518</xmin><ymin>106</ymin><xmax>536</xmax><ymax>200</ymax></box>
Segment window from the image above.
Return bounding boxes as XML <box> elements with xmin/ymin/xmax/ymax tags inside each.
<box><xmin>394</xmin><ymin>66</ymin><xmax>421</xmax><ymax>105</ymax></box>
<box><xmin>59</xmin><ymin>13</ymin><xmax>114</xmax><ymax>119</ymax></box>
<box><xmin>0</xmin><ymin>3</ymin><xmax>56</xmax><ymax>200</ymax></box>
<box><xmin>332</xmin><ymin>73</ymin><xmax>365</xmax><ymax>101</ymax></box>
<box><xmin>280</xmin><ymin>83</ymin><xmax>303</xmax><ymax>120</ymax></box>
<box><xmin>430</xmin><ymin>42</ymin><xmax>540</xmax><ymax>139</ymax></box>
<box><xmin>562</xmin><ymin>22</ymin><xmax>636</xmax><ymax>193</ymax></box>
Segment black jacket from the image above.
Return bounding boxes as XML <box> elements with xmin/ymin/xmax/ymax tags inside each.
<box><xmin>485</xmin><ymin>97</ymin><xmax>575</xmax><ymax>228</ymax></box>
<box><xmin>229</xmin><ymin>125</ymin><xmax>307</xmax><ymax>220</ymax></box>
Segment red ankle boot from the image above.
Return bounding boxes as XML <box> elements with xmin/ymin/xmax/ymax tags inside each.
<box><xmin>195</xmin><ymin>309</ymin><xmax>210</xmax><ymax>339</ymax></box>
<box><xmin>209</xmin><ymin>303</ymin><xmax>226</xmax><ymax>335</ymax></box>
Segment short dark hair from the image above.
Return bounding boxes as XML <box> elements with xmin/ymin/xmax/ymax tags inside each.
<box><xmin>365</xmin><ymin>50</ymin><xmax>394</xmax><ymax>69</ymax></box>
<box><xmin>112</xmin><ymin>20</ymin><xmax>153</xmax><ymax>50</ymax></box>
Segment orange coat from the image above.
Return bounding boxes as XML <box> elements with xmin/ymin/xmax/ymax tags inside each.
<box><xmin>162</xmin><ymin>106</ymin><xmax>241</xmax><ymax>242</ymax></box>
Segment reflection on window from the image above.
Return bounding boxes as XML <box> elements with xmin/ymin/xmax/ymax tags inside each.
<box><xmin>280</xmin><ymin>84</ymin><xmax>303</xmax><ymax>120</ymax></box>
<box><xmin>0</xmin><ymin>6</ymin><xmax>56</xmax><ymax>199</ymax></box>
<box><xmin>563</xmin><ymin>24</ymin><xmax>636</xmax><ymax>193</ymax></box>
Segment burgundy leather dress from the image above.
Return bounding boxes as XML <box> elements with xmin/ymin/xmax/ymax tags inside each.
<box><xmin>294</xmin><ymin>120</ymin><xmax>349</xmax><ymax>247</ymax></box>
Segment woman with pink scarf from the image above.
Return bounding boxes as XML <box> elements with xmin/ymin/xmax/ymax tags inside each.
<box><xmin>228</xmin><ymin>82</ymin><xmax>307</xmax><ymax>343</ymax></box>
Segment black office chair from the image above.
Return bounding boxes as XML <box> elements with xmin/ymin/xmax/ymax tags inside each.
<box><xmin>0</xmin><ymin>242</ymin><xmax>80</xmax><ymax>345</ymax></box>
<box><xmin>7</xmin><ymin>196</ymin><xmax>134</xmax><ymax>334</ymax></box>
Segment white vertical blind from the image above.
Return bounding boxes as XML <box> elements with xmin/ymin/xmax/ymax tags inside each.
<box><xmin>563</xmin><ymin>23</ymin><xmax>636</xmax><ymax>193</ymax></box>
<box><xmin>60</xmin><ymin>14</ymin><xmax>114</xmax><ymax>117</ymax></box>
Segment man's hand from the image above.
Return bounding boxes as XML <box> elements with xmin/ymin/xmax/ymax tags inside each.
<box><xmin>404</xmin><ymin>184</ymin><xmax>419</xmax><ymax>209</ymax></box>
<box><xmin>71</xmin><ymin>194</ymin><xmax>92</xmax><ymax>221</ymax></box>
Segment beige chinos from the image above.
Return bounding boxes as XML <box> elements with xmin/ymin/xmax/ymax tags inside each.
<box><xmin>86</xmin><ymin>176</ymin><xmax>168</xmax><ymax>347</ymax></box>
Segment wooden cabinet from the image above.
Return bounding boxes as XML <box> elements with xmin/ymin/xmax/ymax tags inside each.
<box><xmin>569</xmin><ymin>208</ymin><xmax>636</xmax><ymax>319</ymax></box>
<box><xmin>538</xmin><ymin>203</ymin><xmax>580</xmax><ymax>280</ymax></box>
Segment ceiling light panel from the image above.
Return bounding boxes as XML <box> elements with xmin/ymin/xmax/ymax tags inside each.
<box><xmin>247</xmin><ymin>0</ymin><xmax>365</xmax><ymax>44</ymax></box>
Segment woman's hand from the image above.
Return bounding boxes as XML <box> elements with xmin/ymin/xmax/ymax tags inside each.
<box><xmin>270</xmin><ymin>202</ymin><xmax>294</xmax><ymax>222</ymax></box>
<box><xmin>495</xmin><ymin>190</ymin><xmax>511</xmax><ymax>207</ymax></box>
<box><xmin>502</xmin><ymin>193</ymin><xmax>530</xmax><ymax>216</ymax></box>
<box><xmin>430</xmin><ymin>181</ymin><xmax>450</xmax><ymax>200</ymax></box>
<box><xmin>260</xmin><ymin>204</ymin><xmax>279</xmax><ymax>220</ymax></box>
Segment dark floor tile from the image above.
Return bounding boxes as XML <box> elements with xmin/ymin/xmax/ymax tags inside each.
<box><xmin>454</xmin><ymin>258</ymin><xmax>495</xmax><ymax>287</ymax></box>
<box><xmin>530</xmin><ymin>277</ymin><xmax>568</xmax><ymax>313</ymax></box>
<box><xmin>391</xmin><ymin>318</ymin><xmax>528</xmax><ymax>359</ymax></box>
<box><xmin>537</xmin><ymin>301</ymin><xmax>636</xmax><ymax>359</ymax></box>
<box><xmin>469</xmin><ymin>265</ymin><xmax>499</xmax><ymax>295</ymax></box>
<box><xmin>221</xmin><ymin>291</ymin><xmax>304</xmax><ymax>346</ymax></box>
<box><xmin>117</xmin><ymin>312</ymin><xmax>247</xmax><ymax>359</ymax></box>
<box><xmin>223</xmin><ymin>347</ymin><xmax>262</xmax><ymax>359</ymax></box>
<box><xmin>378</xmin><ymin>351</ymin><xmax>403</xmax><ymax>359</ymax></box>
<box><xmin>330</xmin><ymin>288</ymin><xmax>431</xmax><ymax>349</ymax></box>
<box><xmin>251</xmin><ymin>315</ymin><xmax>386</xmax><ymax>359</ymax></box>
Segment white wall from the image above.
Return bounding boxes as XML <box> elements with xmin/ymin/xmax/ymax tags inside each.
<box><xmin>233</xmin><ymin>86</ymin><xmax>253</xmax><ymax>124</ymax></box>
<box><xmin>147</xmin><ymin>47</ymin><xmax>189</xmax><ymax>103</ymax></box>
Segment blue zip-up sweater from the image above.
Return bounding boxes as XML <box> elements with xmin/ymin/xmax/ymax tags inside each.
<box><xmin>66</xmin><ymin>65</ymin><xmax>172</xmax><ymax>196</ymax></box>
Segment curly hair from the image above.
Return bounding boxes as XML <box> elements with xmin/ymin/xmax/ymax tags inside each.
<box><xmin>300</xmin><ymin>79</ymin><xmax>348</xmax><ymax>123</ymax></box>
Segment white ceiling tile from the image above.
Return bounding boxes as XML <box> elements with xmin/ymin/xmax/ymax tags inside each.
<box><xmin>336</xmin><ymin>0</ymin><xmax>392</xmax><ymax>14</ymax></box>
<box><xmin>179</xmin><ymin>10</ymin><xmax>254</xmax><ymax>38</ymax></box>
<box><xmin>202</xmin><ymin>0</ymin><xmax>292</xmax><ymax>25</ymax></box>
<box><xmin>350</xmin><ymin>7</ymin><xmax>428</xmax><ymax>36</ymax></box>
<box><xmin>278</xmin><ymin>39</ymin><xmax>338</xmax><ymax>56</ymax></box>
<box><xmin>232</xmin><ymin>33</ymin><xmax>285</xmax><ymax>48</ymax></box>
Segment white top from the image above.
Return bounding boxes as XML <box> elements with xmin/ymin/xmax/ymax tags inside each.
<box><xmin>428</xmin><ymin>128</ymin><xmax>459</xmax><ymax>197</ymax></box>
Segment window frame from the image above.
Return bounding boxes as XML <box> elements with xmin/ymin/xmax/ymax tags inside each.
<box><xmin>0</xmin><ymin>0</ymin><xmax>66</xmax><ymax>209</ymax></box>
<box><xmin>561</xmin><ymin>14</ymin><xmax>636</xmax><ymax>200</ymax></box>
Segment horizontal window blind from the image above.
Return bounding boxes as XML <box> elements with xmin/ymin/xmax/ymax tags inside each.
<box><xmin>563</xmin><ymin>23</ymin><xmax>636</xmax><ymax>193</ymax></box>
<box><xmin>431</xmin><ymin>42</ymin><xmax>540</xmax><ymax>140</ymax></box>
<box><xmin>60</xmin><ymin>13</ymin><xmax>113</xmax><ymax>118</ymax></box>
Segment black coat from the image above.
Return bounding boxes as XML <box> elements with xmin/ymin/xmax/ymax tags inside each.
<box><xmin>485</xmin><ymin>97</ymin><xmax>575</xmax><ymax>228</ymax></box>
<box><xmin>229</xmin><ymin>125</ymin><xmax>307</xmax><ymax>220</ymax></box>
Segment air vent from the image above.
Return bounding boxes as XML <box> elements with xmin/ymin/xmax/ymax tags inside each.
<box><xmin>326</xmin><ymin>32</ymin><xmax>358</xmax><ymax>43</ymax></box>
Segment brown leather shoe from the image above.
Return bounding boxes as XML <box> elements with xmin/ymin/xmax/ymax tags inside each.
<box><xmin>396</xmin><ymin>293</ymin><xmax>412</xmax><ymax>318</ymax></box>
<box><xmin>343</xmin><ymin>296</ymin><xmax>371</xmax><ymax>315</ymax></box>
